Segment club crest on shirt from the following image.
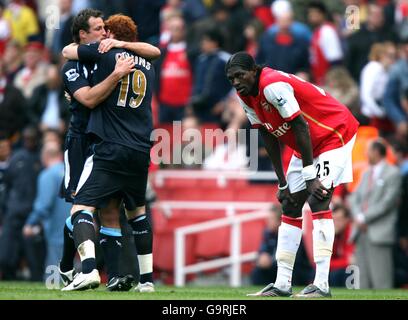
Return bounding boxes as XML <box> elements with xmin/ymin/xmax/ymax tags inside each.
<box><xmin>260</xmin><ymin>99</ymin><xmax>272</xmax><ymax>112</ymax></box>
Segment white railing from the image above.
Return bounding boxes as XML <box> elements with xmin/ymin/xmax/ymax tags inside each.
<box><xmin>174</xmin><ymin>210</ymin><xmax>269</xmax><ymax>287</ymax></box>
<box><xmin>153</xmin><ymin>201</ymin><xmax>272</xmax><ymax>217</ymax></box>
<box><xmin>153</xmin><ymin>170</ymin><xmax>278</xmax><ymax>187</ymax></box>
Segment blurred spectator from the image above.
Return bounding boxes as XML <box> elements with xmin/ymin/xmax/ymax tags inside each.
<box><xmin>394</xmin><ymin>141</ymin><xmax>408</xmax><ymax>287</ymax></box>
<box><xmin>88</xmin><ymin>0</ymin><xmax>127</xmax><ymax>18</ymax></box>
<box><xmin>189</xmin><ymin>27</ymin><xmax>231</xmax><ymax>124</ymax></box>
<box><xmin>329</xmin><ymin>203</ymin><xmax>354</xmax><ymax>287</ymax></box>
<box><xmin>181</xmin><ymin>0</ymin><xmax>209</xmax><ymax>26</ymax></box>
<box><xmin>384</xmin><ymin>0</ymin><xmax>408</xmax><ymax>40</ymax></box>
<box><xmin>307</xmin><ymin>1</ymin><xmax>344</xmax><ymax>85</ymax></box>
<box><xmin>346</xmin><ymin>3</ymin><xmax>399</xmax><ymax>82</ymax></box>
<box><xmin>49</xmin><ymin>0</ymin><xmax>74</xmax><ymax>59</ymax></box>
<box><xmin>185</xmin><ymin>3</ymin><xmax>229</xmax><ymax>59</ymax></box>
<box><xmin>3</xmin><ymin>41</ymin><xmax>24</xmax><ymax>83</ymax></box>
<box><xmin>348</xmin><ymin>139</ymin><xmax>401</xmax><ymax>289</ymax></box>
<box><xmin>128</xmin><ymin>0</ymin><xmax>165</xmax><ymax>45</ymax></box>
<box><xmin>0</xmin><ymin>134</ymin><xmax>11</xmax><ymax>225</ymax></box>
<box><xmin>256</xmin><ymin>1</ymin><xmax>310</xmax><ymax>75</ymax></box>
<box><xmin>267</xmin><ymin>0</ymin><xmax>312</xmax><ymax>42</ymax></box>
<box><xmin>13</xmin><ymin>39</ymin><xmax>49</xmax><ymax>100</ymax></box>
<box><xmin>323</xmin><ymin>66</ymin><xmax>360</xmax><ymax>121</ymax></box>
<box><xmin>203</xmin><ymin>127</ymin><xmax>248</xmax><ymax>171</ymax></box>
<box><xmin>0</xmin><ymin>0</ymin><xmax>10</xmax><ymax>56</ymax></box>
<box><xmin>159</xmin><ymin>0</ymin><xmax>183</xmax><ymax>48</ymax></box>
<box><xmin>383</xmin><ymin>37</ymin><xmax>408</xmax><ymax>141</ymax></box>
<box><xmin>23</xmin><ymin>141</ymin><xmax>70</xmax><ymax>278</ymax></box>
<box><xmin>3</xmin><ymin>0</ymin><xmax>40</xmax><ymax>47</ymax></box>
<box><xmin>250</xmin><ymin>204</ymin><xmax>312</xmax><ymax>286</ymax></box>
<box><xmin>218</xmin><ymin>0</ymin><xmax>252</xmax><ymax>53</ymax></box>
<box><xmin>360</xmin><ymin>42</ymin><xmax>397</xmax><ymax>136</ymax></box>
<box><xmin>0</xmin><ymin>126</ymin><xmax>44</xmax><ymax>281</ymax></box>
<box><xmin>27</xmin><ymin>63</ymin><xmax>70</xmax><ymax>132</ymax></box>
<box><xmin>155</xmin><ymin>15</ymin><xmax>193</xmax><ymax>124</ymax></box>
<box><xmin>243</xmin><ymin>0</ymin><xmax>274</xmax><ymax>30</ymax></box>
<box><xmin>0</xmin><ymin>57</ymin><xmax>28</xmax><ymax>141</ymax></box>
<box><xmin>42</xmin><ymin>128</ymin><xmax>63</xmax><ymax>146</ymax></box>
<box><xmin>243</xmin><ymin>18</ymin><xmax>264</xmax><ymax>57</ymax></box>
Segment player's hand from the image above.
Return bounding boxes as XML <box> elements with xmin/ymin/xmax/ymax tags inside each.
<box><xmin>22</xmin><ymin>225</ymin><xmax>41</xmax><ymax>237</ymax></box>
<box><xmin>98</xmin><ymin>39</ymin><xmax>124</xmax><ymax>53</ymax></box>
<box><xmin>114</xmin><ymin>56</ymin><xmax>136</xmax><ymax>78</ymax></box>
<box><xmin>64</xmin><ymin>91</ymin><xmax>71</xmax><ymax>103</ymax></box>
<box><xmin>276</xmin><ymin>186</ymin><xmax>297</xmax><ymax>207</ymax></box>
<box><xmin>306</xmin><ymin>178</ymin><xmax>332</xmax><ymax>200</ymax></box>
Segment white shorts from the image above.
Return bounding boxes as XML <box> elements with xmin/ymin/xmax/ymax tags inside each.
<box><xmin>287</xmin><ymin>134</ymin><xmax>356</xmax><ymax>193</ymax></box>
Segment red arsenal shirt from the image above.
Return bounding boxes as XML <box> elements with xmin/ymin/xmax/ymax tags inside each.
<box><xmin>238</xmin><ymin>68</ymin><xmax>359</xmax><ymax>158</ymax></box>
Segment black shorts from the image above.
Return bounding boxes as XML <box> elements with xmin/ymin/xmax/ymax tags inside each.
<box><xmin>73</xmin><ymin>140</ymin><xmax>150</xmax><ymax>210</ymax></box>
<box><xmin>60</xmin><ymin>135</ymin><xmax>91</xmax><ymax>202</ymax></box>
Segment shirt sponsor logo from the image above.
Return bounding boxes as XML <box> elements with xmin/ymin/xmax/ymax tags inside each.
<box><xmin>263</xmin><ymin>122</ymin><xmax>291</xmax><ymax>138</ymax></box>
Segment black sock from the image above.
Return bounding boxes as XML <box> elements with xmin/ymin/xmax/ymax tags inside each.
<box><xmin>59</xmin><ymin>217</ymin><xmax>76</xmax><ymax>272</ymax></box>
<box><xmin>128</xmin><ymin>214</ymin><xmax>153</xmax><ymax>283</ymax></box>
<box><xmin>72</xmin><ymin>210</ymin><xmax>96</xmax><ymax>274</ymax></box>
<box><xmin>99</xmin><ymin>227</ymin><xmax>122</xmax><ymax>281</ymax></box>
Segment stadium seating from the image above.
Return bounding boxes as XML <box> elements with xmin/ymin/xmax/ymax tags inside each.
<box><xmin>151</xmin><ymin>172</ymin><xmax>277</xmax><ymax>283</ymax></box>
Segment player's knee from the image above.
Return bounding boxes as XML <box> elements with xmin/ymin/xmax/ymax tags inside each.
<box><xmin>100</xmin><ymin>207</ymin><xmax>120</xmax><ymax>227</ymax></box>
<box><xmin>281</xmin><ymin>201</ymin><xmax>302</xmax><ymax>218</ymax></box>
<box><xmin>126</xmin><ymin>205</ymin><xmax>146</xmax><ymax>220</ymax></box>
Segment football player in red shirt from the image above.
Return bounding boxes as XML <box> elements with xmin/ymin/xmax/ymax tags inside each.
<box><xmin>226</xmin><ymin>52</ymin><xmax>359</xmax><ymax>298</ymax></box>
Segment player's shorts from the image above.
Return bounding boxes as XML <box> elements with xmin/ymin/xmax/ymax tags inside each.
<box><xmin>73</xmin><ymin>140</ymin><xmax>150</xmax><ymax>210</ymax></box>
<box><xmin>287</xmin><ymin>134</ymin><xmax>356</xmax><ymax>194</ymax></box>
<box><xmin>60</xmin><ymin>135</ymin><xmax>91</xmax><ymax>202</ymax></box>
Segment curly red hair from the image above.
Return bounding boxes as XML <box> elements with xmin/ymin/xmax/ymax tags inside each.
<box><xmin>104</xmin><ymin>14</ymin><xmax>138</xmax><ymax>42</ymax></box>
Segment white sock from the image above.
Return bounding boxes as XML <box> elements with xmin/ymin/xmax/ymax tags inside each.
<box><xmin>312</xmin><ymin>218</ymin><xmax>334</xmax><ymax>292</ymax></box>
<box><xmin>274</xmin><ymin>220</ymin><xmax>302</xmax><ymax>291</ymax></box>
<box><xmin>138</xmin><ymin>253</ymin><xmax>153</xmax><ymax>275</ymax></box>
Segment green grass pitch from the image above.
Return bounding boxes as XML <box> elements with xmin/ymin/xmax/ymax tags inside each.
<box><xmin>0</xmin><ymin>282</ymin><xmax>407</xmax><ymax>300</ymax></box>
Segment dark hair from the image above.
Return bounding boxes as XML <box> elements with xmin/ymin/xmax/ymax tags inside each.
<box><xmin>202</xmin><ymin>27</ymin><xmax>224</xmax><ymax>48</ymax></box>
<box><xmin>332</xmin><ymin>203</ymin><xmax>350</xmax><ymax>218</ymax></box>
<box><xmin>371</xmin><ymin>140</ymin><xmax>387</xmax><ymax>157</ymax></box>
<box><xmin>307</xmin><ymin>1</ymin><xmax>328</xmax><ymax>16</ymax></box>
<box><xmin>71</xmin><ymin>8</ymin><xmax>104</xmax><ymax>44</ymax></box>
<box><xmin>225</xmin><ymin>51</ymin><xmax>256</xmax><ymax>72</ymax></box>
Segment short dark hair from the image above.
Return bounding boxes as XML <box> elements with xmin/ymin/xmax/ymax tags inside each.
<box><xmin>225</xmin><ymin>51</ymin><xmax>256</xmax><ymax>73</ymax></box>
<box><xmin>202</xmin><ymin>27</ymin><xmax>224</xmax><ymax>48</ymax></box>
<box><xmin>371</xmin><ymin>140</ymin><xmax>387</xmax><ymax>157</ymax></box>
<box><xmin>71</xmin><ymin>8</ymin><xmax>104</xmax><ymax>44</ymax></box>
<box><xmin>307</xmin><ymin>1</ymin><xmax>328</xmax><ymax>16</ymax></box>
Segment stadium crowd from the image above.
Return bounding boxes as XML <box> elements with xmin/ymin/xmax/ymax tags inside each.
<box><xmin>0</xmin><ymin>0</ymin><xmax>407</xmax><ymax>289</ymax></box>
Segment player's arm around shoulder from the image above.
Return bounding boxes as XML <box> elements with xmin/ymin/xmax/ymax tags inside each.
<box><xmin>62</xmin><ymin>43</ymin><xmax>79</xmax><ymax>60</ymax></box>
<box><xmin>98</xmin><ymin>39</ymin><xmax>161</xmax><ymax>60</ymax></box>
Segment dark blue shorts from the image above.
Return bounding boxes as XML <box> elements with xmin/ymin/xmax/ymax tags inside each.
<box><xmin>60</xmin><ymin>135</ymin><xmax>91</xmax><ymax>202</ymax></box>
<box><xmin>73</xmin><ymin>140</ymin><xmax>150</xmax><ymax>210</ymax></box>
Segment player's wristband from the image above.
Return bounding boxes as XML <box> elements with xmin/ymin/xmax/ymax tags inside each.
<box><xmin>302</xmin><ymin>165</ymin><xmax>316</xmax><ymax>181</ymax></box>
<box><xmin>278</xmin><ymin>182</ymin><xmax>288</xmax><ymax>191</ymax></box>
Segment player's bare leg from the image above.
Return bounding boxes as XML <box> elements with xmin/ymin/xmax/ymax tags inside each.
<box><xmin>62</xmin><ymin>204</ymin><xmax>100</xmax><ymax>291</ymax></box>
<box><xmin>248</xmin><ymin>190</ymin><xmax>309</xmax><ymax>297</ymax></box>
<box><xmin>126</xmin><ymin>206</ymin><xmax>154</xmax><ymax>292</ymax></box>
